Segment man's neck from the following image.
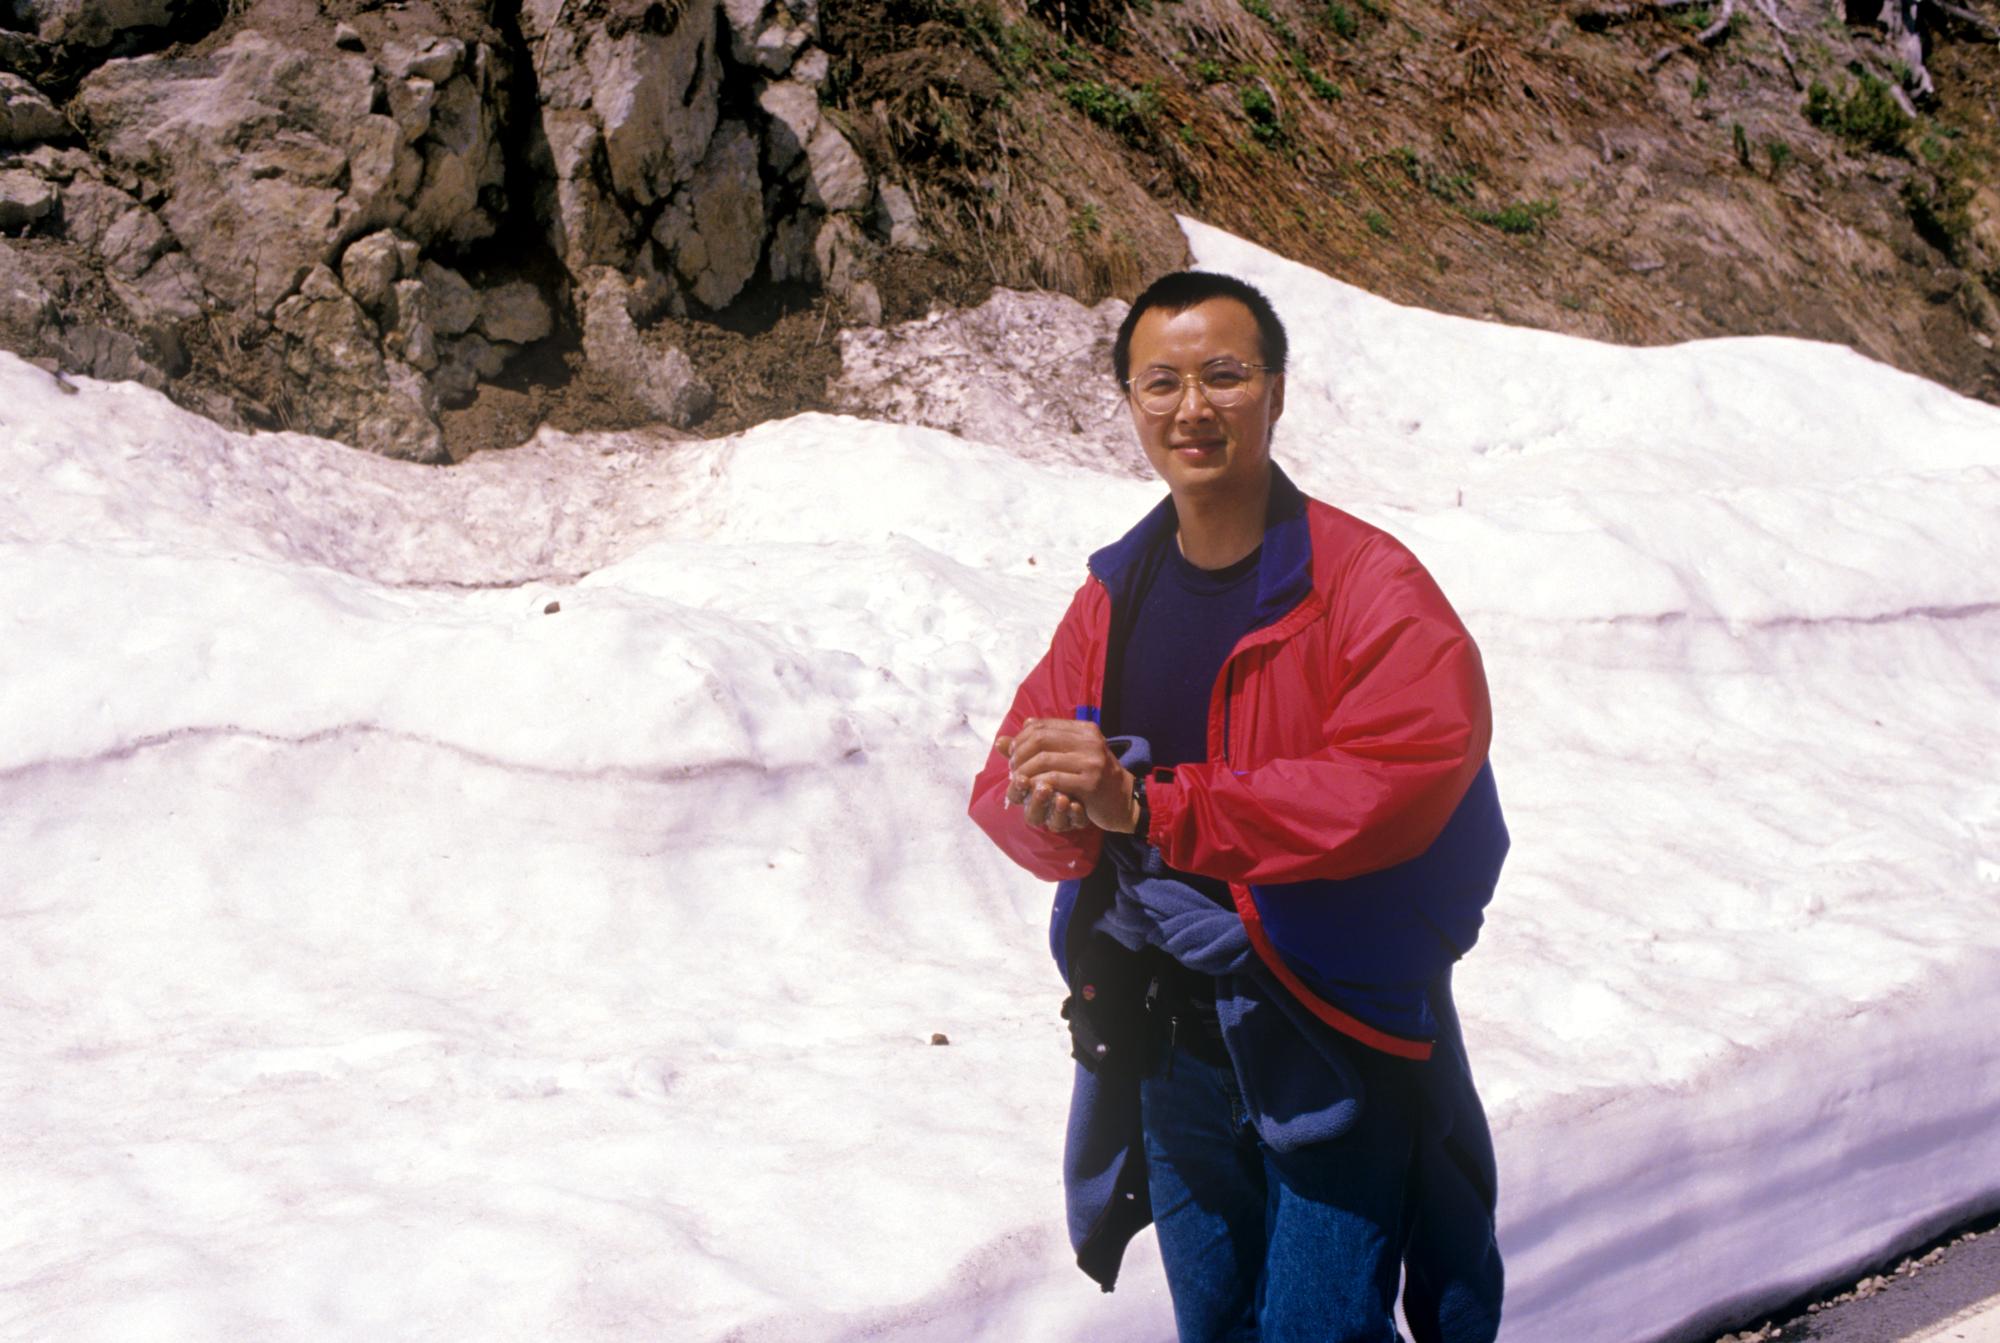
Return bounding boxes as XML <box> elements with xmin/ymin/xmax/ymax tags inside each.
<box><xmin>1173</xmin><ymin>468</ymin><xmax>1271</xmax><ymax>570</ymax></box>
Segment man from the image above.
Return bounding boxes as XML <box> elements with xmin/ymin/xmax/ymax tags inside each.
<box><xmin>967</xmin><ymin>271</ymin><xmax>1509</xmax><ymax>1342</ymax></box>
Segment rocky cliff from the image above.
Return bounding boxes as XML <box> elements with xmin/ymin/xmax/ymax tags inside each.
<box><xmin>0</xmin><ymin>0</ymin><xmax>1993</xmax><ymax>459</ymax></box>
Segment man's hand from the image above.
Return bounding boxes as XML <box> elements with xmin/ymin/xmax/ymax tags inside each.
<box><xmin>996</xmin><ymin>718</ymin><xmax>1141</xmax><ymax>834</ymax></box>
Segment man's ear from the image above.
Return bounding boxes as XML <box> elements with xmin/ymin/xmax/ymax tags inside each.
<box><xmin>1269</xmin><ymin>371</ymin><xmax>1285</xmax><ymax>430</ymax></box>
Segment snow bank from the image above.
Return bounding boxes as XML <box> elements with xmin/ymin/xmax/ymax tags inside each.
<box><xmin>2</xmin><ymin>215</ymin><xmax>1996</xmax><ymax>1343</ymax></box>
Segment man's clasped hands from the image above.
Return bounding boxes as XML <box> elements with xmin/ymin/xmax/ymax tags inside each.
<box><xmin>996</xmin><ymin>717</ymin><xmax>1142</xmax><ymax>835</ymax></box>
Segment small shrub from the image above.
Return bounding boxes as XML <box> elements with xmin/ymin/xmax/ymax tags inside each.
<box><xmin>1468</xmin><ymin>198</ymin><xmax>1558</xmax><ymax>234</ymax></box>
<box><xmin>1239</xmin><ymin>84</ymin><xmax>1282</xmax><ymax>145</ymax></box>
<box><xmin>1765</xmin><ymin>138</ymin><xmax>1792</xmax><ymax>175</ymax></box>
<box><xmin>1731</xmin><ymin>121</ymin><xmax>1750</xmax><ymax>167</ymax></box>
<box><xmin>1070</xmin><ymin>203</ymin><xmax>1102</xmax><ymax>240</ymax></box>
<box><xmin>1805</xmin><ymin>74</ymin><xmax>1911</xmax><ymax>154</ymax></box>
<box><xmin>1902</xmin><ymin>175</ymin><xmax>1972</xmax><ymax>257</ymax></box>
<box><xmin>1195</xmin><ymin>57</ymin><xmax>1224</xmax><ymax>82</ymax></box>
<box><xmin>1692</xmin><ymin>74</ymin><xmax>1709</xmax><ymax>100</ymax></box>
<box><xmin>1325</xmin><ymin>1</ymin><xmax>1358</xmax><ymax>37</ymax></box>
<box><xmin>1065</xmin><ymin>79</ymin><xmax>1159</xmax><ymax>144</ymax></box>
<box><xmin>1288</xmin><ymin>50</ymin><xmax>1340</xmax><ymax>99</ymax></box>
<box><xmin>1365</xmin><ymin>209</ymin><xmax>1392</xmax><ymax>237</ymax></box>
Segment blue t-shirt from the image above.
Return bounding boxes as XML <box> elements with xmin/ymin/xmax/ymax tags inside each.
<box><xmin>1110</xmin><ymin>538</ymin><xmax>1263</xmax><ymax>905</ymax></box>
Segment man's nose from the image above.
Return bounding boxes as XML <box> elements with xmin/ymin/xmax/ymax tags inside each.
<box><xmin>1174</xmin><ymin>377</ymin><xmax>1218</xmax><ymax>423</ymax></box>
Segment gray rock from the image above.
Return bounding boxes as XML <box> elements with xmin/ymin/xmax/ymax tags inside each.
<box><xmin>386</xmin><ymin>75</ymin><xmax>439</xmax><ymax>144</ymax></box>
<box><xmin>383</xmin><ymin>35</ymin><xmax>466</xmax><ymax>83</ymax></box>
<box><xmin>434</xmin><ymin>330</ymin><xmax>513</xmax><ymax>406</ymax></box>
<box><xmin>767</xmin><ymin>209</ymin><xmax>817</xmax><ymax>285</ymax></box>
<box><xmin>579</xmin><ymin>268</ymin><xmax>711</xmax><ymax>426</ymax></box>
<box><xmin>519</xmin><ymin>0</ymin><xmax>723</xmax><ymax>285</ymax></box>
<box><xmin>334</xmin><ymin>22</ymin><xmax>365</xmax><ymax>52</ymax></box>
<box><xmin>108</xmin><ymin>250</ymin><xmax>204</xmax><ymax>328</ymax></box>
<box><xmin>55</xmin><ymin>177</ymin><xmax>134</xmax><ymax>251</ymax></box>
<box><xmin>273</xmin><ymin>263</ymin><xmax>444</xmax><ymax>460</ymax></box>
<box><xmin>668</xmin><ymin>119</ymin><xmax>764</xmax><ymax>310</ymax></box>
<box><xmin>13</xmin><ymin>143</ymin><xmax>90</xmax><ymax>181</ymax></box>
<box><xmin>475</xmin><ymin>280</ymin><xmax>553</xmax><ymax>344</ymax></box>
<box><xmin>58</xmin><ymin>322</ymin><xmax>168</xmax><ymax>389</ymax></box>
<box><xmin>22</xmin><ymin>0</ymin><xmax>175</xmax><ymax>50</ymax></box>
<box><xmin>751</xmin><ymin>21</ymin><xmax>811</xmax><ymax>74</ymax></box>
<box><xmin>339</xmin><ymin>230</ymin><xmax>408</xmax><ymax>315</ymax></box>
<box><xmin>803</xmin><ymin>121</ymin><xmax>869</xmax><ymax>212</ymax></box>
<box><xmin>813</xmin><ymin>213</ymin><xmax>864</xmax><ymax>292</ymax></box>
<box><xmin>98</xmin><ymin>200</ymin><xmax>169</xmax><ymax>278</ymax></box>
<box><xmin>385</xmin><ymin>277</ymin><xmax>438</xmax><ymax>371</ymax></box>
<box><xmin>724</xmin><ymin>0</ymin><xmax>819</xmax><ymax>69</ymax></box>
<box><xmin>757</xmin><ymin>77</ymin><xmax>819</xmax><ymax>174</ymax></box>
<box><xmin>0</xmin><ymin>237</ymin><xmax>57</xmax><ymax>337</ymax></box>
<box><xmin>810</xmin><ymin>214</ymin><xmax>881</xmax><ymax>324</ymax></box>
<box><xmin>75</xmin><ymin>32</ymin><xmax>388</xmax><ymax>315</ymax></box>
<box><xmin>0</xmin><ymin>73</ymin><xmax>64</xmax><ymax>146</ymax></box>
<box><xmin>536</xmin><ymin>109</ymin><xmax>622</xmax><ymax>268</ymax></box>
<box><xmin>874</xmin><ymin>182</ymin><xmax>928</xmax><ymax>252</ymax></box>
<box><xmin>419</xmin><ymin>259</ymin><xmax>478</xmax><ymax>336</ymax></box>
<box><xmin>584</xmin><ymin>20</ymin><xmax>720</xmax><ymax>206</ymax></box>
<box><xmin>790</xmin><ymin>47</ymin><xmax>830</xmax><ymax>87</ymax></box>
<box><xmin>404</xmin><ymin>69</ymin><xmax>506</xmax><ymax>245</ymax></box>
<box><xmin>0</xmin><ymin>168</ymin><xmax>56</xmax><ymax>230</ymax></box>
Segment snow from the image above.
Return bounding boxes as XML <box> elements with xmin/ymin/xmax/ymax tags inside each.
<box><xmin>3</xmin><ymin>217</ymin><xmax>1998</xmax><ymax>1343</ymax></box>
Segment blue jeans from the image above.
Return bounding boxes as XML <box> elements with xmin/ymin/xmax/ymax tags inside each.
<box><xmin>1140</xmin><ymin>1044</ymin><xmax>1417</xmax><ymax>1343</ymax></box>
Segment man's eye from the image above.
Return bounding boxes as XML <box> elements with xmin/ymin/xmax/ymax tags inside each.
<box><xmin>1138</xmin><ymin>374</ymin><xmax>1181</xmax><ymax>394</ymax></box>
<box><xmin>1204</xmin><ymin>370</ymin><xmax>1246</xmax><ymax>389</ymax></box>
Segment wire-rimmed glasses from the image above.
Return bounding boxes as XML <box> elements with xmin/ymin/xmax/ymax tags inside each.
<box><xmin>1123</xmin><ymin>360</ymin><xmax>1275</xmax><ymax>415</ymax></box>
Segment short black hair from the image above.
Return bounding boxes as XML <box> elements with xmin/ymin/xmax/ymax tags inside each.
<box><xmin>1111</xmin><ymin>271</ymin><xmax>1289</xmax><ymax>385</ymax></box>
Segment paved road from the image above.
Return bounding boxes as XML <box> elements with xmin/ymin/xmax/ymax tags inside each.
<box><xmin>1712</xmin><ymin>1223</ymin><xmax>2000</xmax><ymax>1343</ymax></box>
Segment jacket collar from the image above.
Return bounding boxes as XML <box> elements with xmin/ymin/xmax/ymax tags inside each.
<box><xmin>1088</xmin><ymin>460</ymin><xmax>1314</xmax><ymax>636</ymax></box>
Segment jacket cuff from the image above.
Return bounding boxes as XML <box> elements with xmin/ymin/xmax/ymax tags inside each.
<box><xmin>1143</xmin><ymin>768</ymin><xmax>1177</xmax><ymax>854</ymax></box>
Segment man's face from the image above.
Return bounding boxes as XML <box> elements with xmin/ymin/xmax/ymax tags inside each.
<box><xmin>1124</xmin><ymin>297</ymin><xmax>1285</xmax><ymax>502</ymax></box>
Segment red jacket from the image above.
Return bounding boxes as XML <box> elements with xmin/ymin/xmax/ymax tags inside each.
<box><xmin>969</xmin><ymin>465</ymin><xmax>1504</xmax><ymax>1058</ymax></box>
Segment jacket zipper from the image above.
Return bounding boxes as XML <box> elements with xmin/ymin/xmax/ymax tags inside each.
<box><xmin>1219</xmin><ymin>660</ymin><xmax>1236</xmax><ymax>768</ymax></box>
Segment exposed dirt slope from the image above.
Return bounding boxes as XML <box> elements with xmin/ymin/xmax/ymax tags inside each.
<box><xmin>823</xmin><ymin>0</ymin><xmax>2000</xmax><ymax>404</ymax></box>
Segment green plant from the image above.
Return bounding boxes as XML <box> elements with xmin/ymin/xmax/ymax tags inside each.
<box><xmin>1065</xmin><ymin>79</ymin><xmax>1159</xmax><ymax>143</ymax></box>
<box><xmin>1390</xmin><ymin>145</ymin><xmax>1472</xmax><ymax>201</ymax></box>
<box><xmin>1692</xmin><ymin>74</ymin><xmax>1709</xmax><ymax>100</ymax></box>
<box><xmin>1902</xmin><ymin>174</ymin><xmax>1973</xmax><ymax>256</ymax></box>
<box><xmin>1195</xmin><ymin>57</ymin><xmax>1224</xmax><ymax>82</ymax></box>
<box><xmin>1468</xmin><ymin>198</ymin><xmax>1558</xmax><ymax>234</ymax></box>
<box><xmin>1765</xmin><ymin>138</ymin><xmax>1792</xmax><ymax>174</ymax></box>
<box><xmin>1805</xmin><ymin>74</ymin><xmax>1911</xmax><ymax>154</ymax></box>
<box><xmin>1731</xmin><ymin>121</ymin><xmax>1750</xmax><ymax>166</ymax></box>
<box><xmin>1365</xmin><ymin>208</ymin><xmax>1392</xmax><ymax>237</ymax></box>
<box><xmin>1070</xmin><ymin>202</ymin><xmax>1103</xmax><ymax>240</ymax></box>
<box><xmin>1325</xmin><ymin>1</ymin><xmax>1358</xmax><ymax>37</ymax></box>
<box><xmin>1241</xmin><ymin>0</ymin><xmax>1299</xmax><ymax>42</ymax></box>
<box><xmin>1239</xmin><ymin>83</ymin><xmax>1282</xmax><ymax>145</ymax></box>
<box><xmin>1288</xmin><ymin>49</ymin><xmax>1340</xmax><ymax>99</ymax></box>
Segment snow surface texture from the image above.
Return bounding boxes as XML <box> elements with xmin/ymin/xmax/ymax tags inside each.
<box><xmin>3</xmin><ymin>217</ymin><xmax>1998</xmax><ymax>1343</ymax></box>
